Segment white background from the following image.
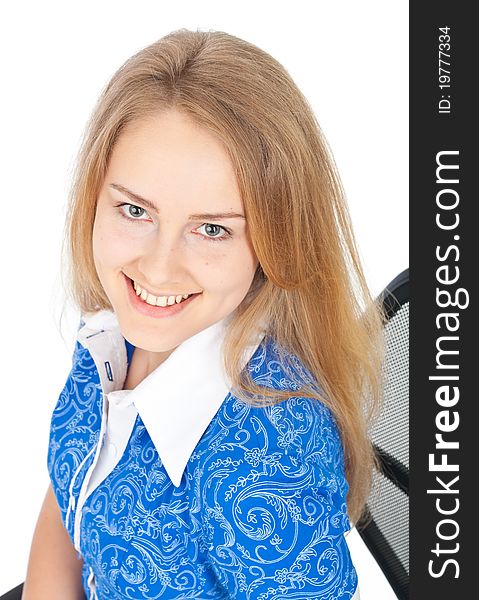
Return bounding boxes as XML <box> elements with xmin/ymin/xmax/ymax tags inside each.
<box><xmin>0</xmin><ymin>1</ymin><xmax>408</xmax><ymax>596</ymax></box>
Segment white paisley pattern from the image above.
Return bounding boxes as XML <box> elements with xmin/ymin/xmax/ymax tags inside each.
<box><xmin>48</xmin><ymin>335</ymin><xmax>358</xmax><ymax>599</ymax></box>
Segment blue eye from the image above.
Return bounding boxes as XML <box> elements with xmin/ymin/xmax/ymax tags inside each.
<box><xmin>196</xmin><ymin>223</ymin><xmax>230</xmax><ymax>240</ymax></box>
<box><xmin>118</xmin><ymin>203</ymin><xmax>148</xmax><ymax>219</ymax></box>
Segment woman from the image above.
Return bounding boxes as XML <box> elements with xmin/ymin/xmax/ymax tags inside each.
<box><xmin>23</xmin><ymin>29</ymin><xmax>384</xmax><ymax>599</ymax></box>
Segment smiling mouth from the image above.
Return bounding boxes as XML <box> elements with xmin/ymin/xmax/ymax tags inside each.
<box><xmin>130</xmin><ymin>278</ymin><xmax>198</xmax><ymax>307</ymax></box>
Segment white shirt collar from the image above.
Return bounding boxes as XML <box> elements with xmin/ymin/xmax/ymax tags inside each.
<box><xmin>77</xmin><ymin>310</ymin><xmax>263</xmax><ymax>487</ymax></box>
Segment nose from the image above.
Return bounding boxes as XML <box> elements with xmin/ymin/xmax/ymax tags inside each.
<box><xmin>136</xmin><ymin>230</ymin><xmax>186</xmax><ymax>289</ymax></box>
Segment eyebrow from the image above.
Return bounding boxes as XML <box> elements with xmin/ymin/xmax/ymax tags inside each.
<box><xmin>109</xmin><ymin>183</ymin><xmax>245</xmax><ymax>220</ymax></box>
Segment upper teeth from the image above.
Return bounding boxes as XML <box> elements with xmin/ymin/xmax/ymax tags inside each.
<box><xmin>133</xmin><ymin>281</ymin><xmax>191</xmax><ymax>307</ymax></box>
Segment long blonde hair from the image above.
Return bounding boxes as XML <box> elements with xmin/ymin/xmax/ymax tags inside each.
<box><xmin>65</xmin><ymin>29</ymin><xmax>385</xmax><ymax>524</ymax></box>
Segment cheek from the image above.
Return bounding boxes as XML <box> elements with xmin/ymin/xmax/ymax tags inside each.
<box><xmin>198</xmin><ymin>243</ymin><xmax>258</xmax><ymax>294</ymax></box>
<box><xmin>92</xmin><ymin>218</ymin><xmax>132</xmax><ymax>269</ymax></box>
<box><xmin>230</xmin><ymin>239</ymin><xmax>259</xmax><ymax>283</ymax></box>
<box><xmin>91</xmin><ymin>219</ymin><xmax>104</xmax><ymax>268</ymax></box>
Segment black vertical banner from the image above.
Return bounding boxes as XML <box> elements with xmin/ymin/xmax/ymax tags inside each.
<box><xmin>410</xmin><ymin>2</ymin><xmax>476</xmax><ymax>599</ymax></box>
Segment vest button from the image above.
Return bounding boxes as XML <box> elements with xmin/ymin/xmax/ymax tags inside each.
<box><xmin>106</xmin><ymin>442</ymin><xmax>117</xmax><ymax>459</ymax></box>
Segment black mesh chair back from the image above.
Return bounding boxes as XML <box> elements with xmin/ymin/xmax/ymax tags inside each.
<box><xmin>0</xmin><ymin>584</ymin><xmax>23</xmax><ymax>600</ymax></box>
<box><xmin>358</xmin><ymin>268</ymin><xmax>409</xmax><ymax>599</ymax></box>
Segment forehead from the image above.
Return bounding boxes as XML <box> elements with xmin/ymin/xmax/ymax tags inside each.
<box><xmin>106</xmin><ymin>110</ymin><xmax>242</xmax><ymax>211</ymax></box>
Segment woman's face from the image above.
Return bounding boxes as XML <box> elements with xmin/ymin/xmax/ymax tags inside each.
<box><xmin>93</xmin><ymin>109</ymin><xmax>258</xmax><ymax>367</ymax></box>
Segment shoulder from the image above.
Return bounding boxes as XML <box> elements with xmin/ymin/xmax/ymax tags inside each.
<box><xmin>199</xmin><ymin>337</ymin><xmax>349</xmax><ymax>512</ymax></box>
<box><xmin>242</xmin><ymin>337</ymin><xmax>346</xmax><ymax>482</ymax></box>
<box><xmin>198</xmin><ymin>339</ymin><xmax>355</xmax><ymax>597</ymax></box>
<box><xmin>246</xmin><ymin>336</ymin><xmax>319</xmax><ymax>394</ymax></box>
<box><xmin>219</xmin><ymin>395</ymin><xmax>348</xmax><ymax>515</ymax></box>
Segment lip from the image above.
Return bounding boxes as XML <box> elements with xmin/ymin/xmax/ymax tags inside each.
<box><xmin>123</xmin><ymin>273</ymin><xmax>200</xmax><ymax>319</ymax></box>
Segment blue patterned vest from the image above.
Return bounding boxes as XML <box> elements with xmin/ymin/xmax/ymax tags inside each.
<box><xmin>48</xmin><ymin>323</ymin><xmax>358</xmax><ymax>599</ymax></box>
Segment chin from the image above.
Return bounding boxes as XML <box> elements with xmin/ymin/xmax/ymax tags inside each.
<box><xmin>122</xmin><ymin>328</ymin><xmax>174</xmax><ymax>351</ymax></box>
